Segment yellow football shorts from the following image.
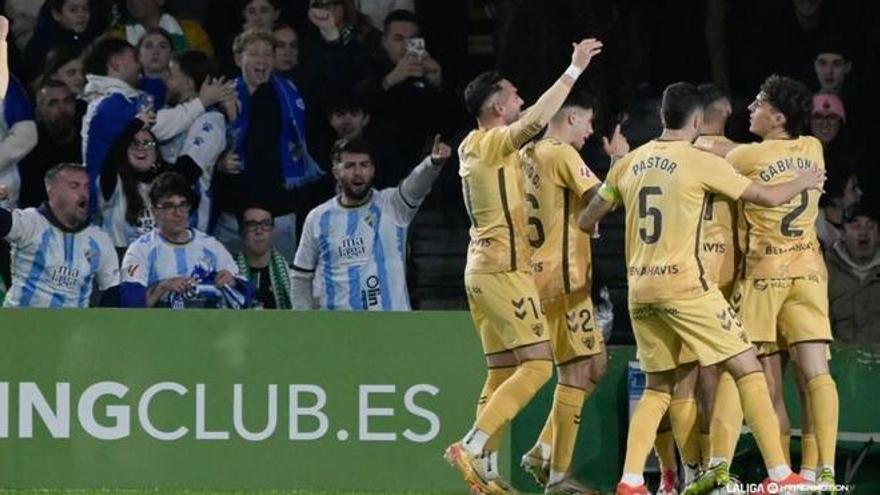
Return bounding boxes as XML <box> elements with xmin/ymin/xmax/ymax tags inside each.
<box><xmin>677</xmin><ymin>276</ymin><xmax>736</xmax><ymax>366</ymax></box>
<box><xmin>543</xmin><ymin>289</ymin><xmax>605</xmax><ymax>365</ymax></box>
<box><xmin>465</xmin><ymin>271</ymin><xmax>550</xmax><ymax>355</ymax></box>
<box><xmin>731</xmin><ymin>275</ymin><xmax>832</xmax><ymax>346</ymax></box>
<box><xmin>629</xmin><ymin>289</ymin><xmax>752</xmax><ymax>373</ymax></box>
<box><xmin>756</xmin><ymin>328</ymin><xmax>832</xmax><ymax>360</ymax></box>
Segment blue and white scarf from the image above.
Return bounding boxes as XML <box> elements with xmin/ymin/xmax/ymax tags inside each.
<box><xmin>230</xmin><ymin>74</ymin><xmax>324</xmax><ymax>190</ymax></box>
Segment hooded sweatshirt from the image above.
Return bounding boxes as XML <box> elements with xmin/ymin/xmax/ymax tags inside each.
<box><xmin>81</xmin><ymin>75</ymin><xmax>206</xmax><ymax>215</ymax></box>
<box><xmin>827</xmin><ymin>240</ymin><xmax>880</xmax><ymax>343</ymax></box>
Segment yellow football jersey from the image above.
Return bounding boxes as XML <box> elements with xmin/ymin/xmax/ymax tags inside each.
<box><xmin>599</xmin><ymin>140</ymin><xmax>752</xmax><ymax>303</ymax></box>
<box><xmin>520</xmin><ymin>138</ymin><xmax>601</xmax><ymax>300</ymax></box>
<box><xmin>698</xmin><ymin>135</ymin><xmax>739</xmax><ymax>295</ymax></box>
<box><xmin>725</xmin><ymin>136</ymin><xmax>826</xmax><ymax>279</ymax></box>
<box><xmin>459</xmin><ymin>127</ymin><xmax>532</xmax><ymax>274</ymax></box>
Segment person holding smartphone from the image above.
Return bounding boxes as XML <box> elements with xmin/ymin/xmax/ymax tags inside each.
<box><xmin>355</xmin><ymin>9</ymin><xmax>447</xmax><ymax>186</ymax></box>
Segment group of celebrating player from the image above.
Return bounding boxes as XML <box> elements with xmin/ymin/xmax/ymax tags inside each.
<box><xmin>444</xmin><ymin>38</ymin><xmax>838</xmax><ymax>495</ymax></box>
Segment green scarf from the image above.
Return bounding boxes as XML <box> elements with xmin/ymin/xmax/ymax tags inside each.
<box><xmin>236</xmin><ymin>250</ymin><xmax>292</xmax><ymax>310</ymax></box>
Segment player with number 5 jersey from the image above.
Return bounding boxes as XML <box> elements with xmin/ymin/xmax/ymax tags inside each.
<box><xmin>580</xmin><ymin>82</ymin><xmax>824</xmax><ymax>495</ymax></box>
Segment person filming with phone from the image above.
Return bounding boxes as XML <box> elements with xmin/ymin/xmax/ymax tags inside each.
<box><xmin>356</xmin><ymin>9</ymin><xmax>449</xmax><ymax>185</ymax></box>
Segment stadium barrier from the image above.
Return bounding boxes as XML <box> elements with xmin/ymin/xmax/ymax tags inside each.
<box><xmin>0</xmin><ymin>310</ymin><xmax>877</xmax><ymax>492</ymax></box>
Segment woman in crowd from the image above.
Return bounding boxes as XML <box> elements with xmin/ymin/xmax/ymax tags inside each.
<box><xmin>23</xmin><ymin>0</ymin><xmax>102</xmax><ymax>82</ymax></box>
<box><xmin>273</xmin><ymin>22</ymin><xmax>301</xmax><ymax>86</ymax></box>
<box><xmin>41</xmin><ymin>45</ymin><xmax>86</xmax><ymax>98</ymax></box>
<box><xmin>137</xmin><ymin>28</ymin><xmax>174</xmax><ymax>109</ymax></box>
<box><xmin>99</xmin><ymin>118</ymin><xmax>172</xmax><ymax>259</ymax></box>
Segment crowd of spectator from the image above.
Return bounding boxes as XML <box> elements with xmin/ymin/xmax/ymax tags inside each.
<box><xmin>0</xmin><ymin>0</ymin><xmax>876</xmax><ymax>344</ymax></box>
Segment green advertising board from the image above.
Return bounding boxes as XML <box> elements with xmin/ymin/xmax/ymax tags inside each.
<box><xmin>0</xmin><ymin>310</ymin><xmax>491</xmax><ymax>491</ymax></box>
<box><xmin>0</xmin><ymin>310</ymin><xmax>878</xmax><ymax>493</ymax></box>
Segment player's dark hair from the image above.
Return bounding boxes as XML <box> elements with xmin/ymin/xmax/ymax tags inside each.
<box><xmin>83</xmin><ymin>36</ymin><xmax>135</xmax><ymax>76</ymax></box>
<box><xmin>331</xmin><ymin>137</ymin><xmax>374</xmax><ymax>166</ymax></box>
<box><xmin>760</xmin><ymin>74</ymin><xmax>812</xmax><ymax>137</ymax></box>
<box><xmin>149</xmin><ymin>171</ymin><xmax>197</xmax><ymax>208</ymax></box>
<box><xmin>464</xmin><ymin>71</ymin><xmax>505</xmax><ymax>118</ymax></box>
<box><xmin>561</xmin><ymin>91</ymin><xmax>597</xmax><ymax>112</ymax></box>
<box><xmin>660</xmin><ymin>82</ymin><xmax>703</xmax><ymax>130</ymax></box>
<box><xmin>44</xmin><ymin>162</ymin><xmax>86</xmax><ymax>189</ymax></box>
<box><xmin>697</xmin><ymin>83</ymin><xmax>728</xmax><ymax>108</ymax></box>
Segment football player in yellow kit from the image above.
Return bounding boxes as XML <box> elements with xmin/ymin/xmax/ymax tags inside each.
<box><xmin>697</xmin><ymin>74</ymin><xmax>838</xmax><ymax>491</ymax></box>
<box><xmin>444</xmin><ymin>38</ymin><xmax>603</xmax><ymax>495</ymax></box>
<box><xmin>579</xmin><ymin>82</ymin><xmax>823</xmax><ymax>495</ymax></box>
<box><xmin>518</xmin><ymin>91</ymin><xmax>630</xmax><ymax>493</ymax></box>
<box><xmin>652</xmin><ymin>84</ymin><xmax>739</xmax><ymax>495</ymax></box>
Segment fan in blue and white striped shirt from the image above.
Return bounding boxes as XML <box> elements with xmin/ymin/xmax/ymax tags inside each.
<box><xmin>0</xmin><ymin>164</ymin><xmax>120</xmax><ymax>308</ymax></box>
<box><xmin>291</xmin><ymin>136</ymin><xmax>450</xmax><ymax>310</ymax></box>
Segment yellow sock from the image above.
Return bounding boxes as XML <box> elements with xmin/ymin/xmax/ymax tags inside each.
<box><xmin>807</xmin><ymin>374</ymin><xmax>839</xmax><ymax>468</ymax></box>
<box><xmin>623</xmin><ymin>389</ymin><xmax>672</xmax><ymax>475</ymax></box>
<box><xmin>549</xmin><ymin>384</ymin><xmax>589</xmax><ymax>474</ymax></box>
<box><xmin>801</xmin><ymin>433</ymin><xmax>818</xmax><ymax>472</ymax></box>
<box><xmin>670</xmin><ymin>398</ymin><xmax>701</xmax><ymax>466</ymax></box>
<box><xmin>781</xmin><ymin>433</ymin><xmax>791</xmax><ymax>465</ymax></box>
<box><xmin>476</xmin><ymin>360</ymin><xmax>553</xmax><ymax>436</ymax></box>
<box><xmin>700</xmin><ymin>433</ymin><xmax>711</xmax><ymax>468</ymax></box>
<box><xmin>736</xmin><ymin>373</ymin><xmax>787</xmax><ymax>470</ymax></box>
<box><xmin>710</xmin><ymin>371</ymin><xmax>743</xmax><ymax>463</ymax></box>
<box><xmin>654</xmin><ymin>430</ymin><xmax>677</xmax><ymax>473</ymax></box>
<box><xmin>476</xmin><ymin>366</ymin><xmax>516</xmax><ymax>452</ymax></box>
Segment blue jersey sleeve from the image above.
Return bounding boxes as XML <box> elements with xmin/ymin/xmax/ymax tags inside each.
<box><xmin>120</xmin><ymin>281</ymin><xmax>148</xmax><ymax>308</ymax></box>
<box><xmin>3</xmin><ymin>77</ymin><xmax>35</xmax><ymax>125</ymax></box>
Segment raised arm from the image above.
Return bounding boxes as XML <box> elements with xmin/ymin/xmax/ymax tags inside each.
<box><xmin>739</xmin><ymin>166</ymin><xmax>825</xmax><ymax>207</ymax></box>
<box><xmin>0</xmin><ymin>16</ymin><xmax>9</xmax><ymax>99</ymax></box>
<box><xmin>508</xmin><ymin>38</ymin><xmax>603</xmax><ymax>149</ymax></box>
<box><xmin>398</xmin><ymin>135</ymin><xmax>450</xmax><ymax>207</ymax></box>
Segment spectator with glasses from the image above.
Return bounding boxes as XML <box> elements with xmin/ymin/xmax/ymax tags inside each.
<box><xmin>98</xmin><ymin>120</ymin><xmax>174</xmax><ymax>259</ymax></box>
<box><xmin>235</xmin><ymin>204</ymin><xmax>293</xmax><ymax>309</ymax></box>
<box><xmin>120</xmin><ymin>172</ymin><xmax>252</xmax><ymax>308</ymax></box>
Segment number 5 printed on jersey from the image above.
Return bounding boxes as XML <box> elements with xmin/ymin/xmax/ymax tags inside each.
<box><xmin>638</xmin><ymin>186</ymin><xmax>663</xmax><ymax>244</ymax></box>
